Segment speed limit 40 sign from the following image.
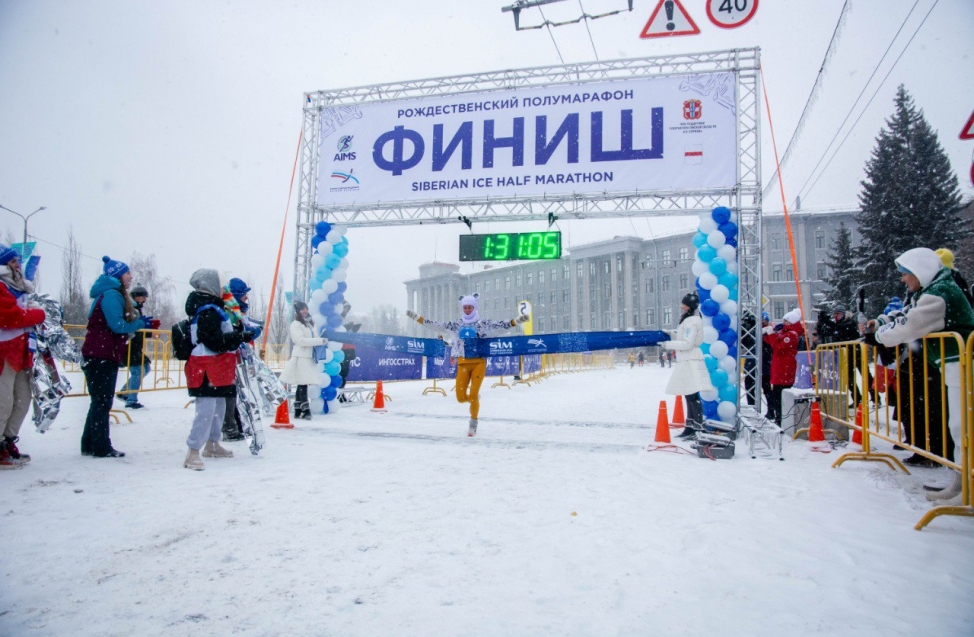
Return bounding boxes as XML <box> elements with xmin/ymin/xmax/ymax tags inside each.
<box><xmin>706</xmin><ymin>0</ymin><xmax>759</xmax><ymax>29</ymax></box>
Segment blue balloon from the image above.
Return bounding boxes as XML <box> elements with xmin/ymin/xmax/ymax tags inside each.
<box><xmin>712</xmin><ymin>312</ymin><xmax>731</xmax><ymax>331</ymax></box>
<box><xmin>309</xmin><ymin>277</ymin><xmax>324</xmax><ymax>290</ymax></box>
<box><xmin>339</xmin><ymin>236</ymin><xmax>349</xmax><ymax>246</ymax></box>
<box><xmin>327</xmin><ymin>291</ymin><xmax>344</xmax><ymax>305</ymax></box>
<box><xmin>697</xmin><ymin>287</ymin><xmax>711</xmax><ymax>303</ymax></box>
<box><xmin>712</xmin><ymin>206</ymin><xmax>731</xmax><ymax>224</ymax></box>
<box><xmin>719</xmin><ymin>328</ymin><xmax>737</xmax><ymax>346</ymax></box>
<box><xmin>719</xmin><ymin>384</ymin><xmax>738</xmax><ymax>403</ymax></box>
<box><xmin>330</xmin><ymin>374</ymin><xmax>344</xmax><ymax>389</ymax></box>
<box><xmin>336</xmin><ymin>282</ymin><xmax>347</xmax><ymax>293</ymax></box>
<box><xmin>315</xmin><ymin>265</ymin><xmax>332</xmax><ymax>280</ymax></box>
<box><xmin>333</xmin><ymin>243</ymin><xmax>349</xmax><ymax>258</ymax></box>
<box><xmin>692</xmin><ymin>232</ymin><xmax>708</xmax><ymax>248</ymax></box>
<box><xmin>317</xmin><ymin>325</ymin><xmax>328</xmax><ymax>337</ymax></box>
<box><xmin>726</xmin><ymin>236</ymin><xmax>738</xmax><ymax>248</ymax></box>
<box><xmin>331</xmin><ymin>349</ymin><xmax>345</xmax><ymax>364</ymax></box>
<box><xmin>324</xmin><ymin>386</ymin><xmax>338</xmax><ymax>401</ymax></box>
<box><xmin>703</xmin><ymin>400</ymin><xmax>720</xmax><ymax>419</ymax></box>
<box><xmin>718</xmin><ymin>272</ymin><xmax>738</xmax><ymax>289</ymax></box>
<box><xmin>324</xmin><ymin>360</ymin><xmax>341</xmax><ymax>376</ymax></box>
<box><xmin>704</xmin><ymin>355</ymin><xmax>718</xmax><ymax>372</ymax></box>
<box><xmin>311</xmin><ymin>235</ymin><xmax>324</xmax><ymax>249</ymax></box>
<box><xmin>327</xmin><ymin>314</ymin><xmax>343</xmax><ymax>328</ymax></box>
<box><xmin>319</xmin><ymin>387</ymin><xmax>329</xmax><ymax>399</ymax></box>
<box><xmin>729</xmin><ymin>287</ymin><xmax>739</xmax><ymax>301</ymax></box>
<box><xmin>718</xmin><ymin>221</ymin><xmax>738</xmax><ymax>239</ymax></box>
<box><xmin>315</xmin><ymin>221</ymin><xmax>332</xmax><ymax>238</ymax></box>
<box><xmin>697</xmin><ymin>245</ymin><xmax>717</xmax><ymax>262</ymax></box>
<box><xmin>700</xmin><ymin>342</ymin><xmax>710</xmax><ymax>356</ymax></box>
<box><xmin>701</xmin><ymin>299</ymin><xmax>720</xmax><ymax>317</ymax></box>
<box><xmin>325</xmin><ymin>254</ymin><xmax>342</xmax><ymax>270</ymax></box>
<box><xmin>318</xmin><ymin>302</ymin><xmax>334</xmax><ymax>316</ymax></box>
<box><xmin>708</xmin><ymin>257</ymin><xmax>727</xmax><ymax>276</ymax></box>
<box><xmin>710</xmin><ymin>368</ymin><xmax>729</xmax><ymax>387</ymax></box>
<box><xmin>727</xmin><ymin>343</ymin><xmax>739</xmax><ymax>359</ymax></box>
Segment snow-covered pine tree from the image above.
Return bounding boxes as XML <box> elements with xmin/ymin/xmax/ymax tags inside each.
<box><xmin>854</xmin><ymin>85</ymin><xmax>966</xmax><ymax>315</ymax></box>
<box><xmin>823</xmin><ymin>222</ymin><xmax>856</xmax><ymax>307</ymax></box>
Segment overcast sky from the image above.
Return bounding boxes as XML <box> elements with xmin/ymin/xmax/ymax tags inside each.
<box><xmin>1</xmin><ymin>0</ymin><xmax>972</xmax><ymax>317</ymax></box>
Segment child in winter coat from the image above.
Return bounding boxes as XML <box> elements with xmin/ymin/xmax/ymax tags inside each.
<box><xmin>763</xmin><ymin>308</ymin><xmax>804</xmax><ymax>426</ymax></box>
<box><xmin>663</xmin><ymin>292</ymin><xmax>713</xmax><ymax>438</ymax></box>
<box><xmin>279</xmin><ymin>301</ymin><xmax>327</xmax><ymax>419</ymax></box>
<box><xmin>407</xmin><ymin>293</ymin><xmax>528</xmax><ymax>436</ymax></box>
<box><xmin>182</xmin><ymin>269</ymin><xmax>256</xmax><ymax>471</ymax></box>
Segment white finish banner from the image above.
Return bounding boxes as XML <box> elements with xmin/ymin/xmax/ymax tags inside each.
<box><xmin>315</xmin><ymin>72</ymin><xmax>737</xmax><ymax>206</ymax></box>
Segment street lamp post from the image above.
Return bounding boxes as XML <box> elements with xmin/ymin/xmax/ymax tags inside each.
<box><xmin>0</xmin><ymin>204</ymin><xmax>46</xmax><ymax>255</ymax></box>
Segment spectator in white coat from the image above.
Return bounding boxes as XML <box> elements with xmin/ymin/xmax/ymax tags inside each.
<box><xmin>663</xmin><ymin>292</ymin><xmax>714</xmax><ymax>439</ymax></box>
<box><xmin>279</xmin><ymin>301</ymin><xmax>327</xmax><ymax>419</ymax></box>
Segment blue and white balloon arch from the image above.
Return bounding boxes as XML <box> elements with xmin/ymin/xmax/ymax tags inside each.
<box><xmin>306</xmin><ymin>221</ymin><xmax>349</xmax><ymax>415</ymax></box>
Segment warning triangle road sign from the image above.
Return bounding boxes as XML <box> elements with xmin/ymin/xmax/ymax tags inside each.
<box><xmin>640</xmin><ymin>0</ymin><xmax>701</xmax><ymax>39</ymax></box>
<box><xmin>960</xmin><ymin>109</ymin><xmax>974</xmax><ymax>141</ymax></box>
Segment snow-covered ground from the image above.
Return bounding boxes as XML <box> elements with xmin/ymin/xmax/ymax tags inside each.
<box><xmin>2</xmin><ymin>365</ymin><xmax>972</xmax><ymax>637</ymax></box>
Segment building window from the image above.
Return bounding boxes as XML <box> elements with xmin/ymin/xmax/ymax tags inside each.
<box><xmin>603</xmin><ymin>261</ymin><xmax>611</xmax><ymax>274</ymax></box>
<box><xmin>562</xmin><ymin>289</ymin><xmax>570</xmax><ymax>303</ymax></box>
<box><xmin>551</xmin><ymin>268</ymin><xmax>557</xmax><ymax>282</ymax></box>
<box><xmin>633</xmin><ymin>312</ymin><xmax>640</xmax><ymax>327</ymax></box>
<box><xmin>589</xmin><ymin>284</ymin><xmax>596</xmax><ymax>300</ymax></box>
<box><xmin>550</xmin><ymin>290</ymin><xmax>556</xmax><ymax>303</ymax></box>
<box><xmin>618</xmin><ymin>311</ymin><xmax>625</xmax><ymax>328</ymax></box>
<box><xmin>475</xmin><ymin>283</ymin><xmax>480</xmax><ymax>294</ymax></box>
<box><xmin>495</xmin><ymin>278</ymin><xmax>500</xmax><ymax>290</ymax></box>
<box><xmin>785</xmin><ymin>266</ymin><xmax>793</xmax><ymax>280</ymax></box>
<box><xmin>815</xmin><ymin>230</ymin><xmax>826</xmax><ymax>249</ymax></box>
<box><xmin>505</xmin><ymin>276</ymin><xmax>511</xmax><ymax>290</ymax></box>
<box><xmin>578</xmin><ymin>314</ymin><xmax>583</xmax><ymax>329</ymax></box>
<box><xmin>526</xmin><ymin>272</ymin><xmax>533</xmax><ymax>286</ymax></box>
<box><xmin>577</xmin><ymin>262</ymin><xmax>584</xmax><ymax>279</ymax></box>
<box><xmin>817</xmin><ymin>267</ymin><xmax>826</xmax><ymax>280</ymax></box>
<box><xmin>515</xmin><ymin>273</ymin><xmax>521</xmax><ymax>287</ymax></box>
<box><xmin>661</xmin><ymin>249</ymin><xmax>671</xmax><ymax>263</ymax></box>
<box><xmin>679</xmin><ymin>274</ymin><xmax>689</xmax><ymax>290</ymax></box>
<box><xmin>590</xmin><ymin>312</ymin><xmax>596</xmax><ymax>326</ymax></box>
<box><xmin>616</xmin><ymin>255</ymin><xmax>624</xmax><ymax>272</ymax></box>
<box><xmin>647</xmin><ymin>309</ymin><xmax>655</xmax><ymax>325</ymax></box>
<box><xmin>774</xmin><ymin>302</ymin><xmax>784</xmax><ymax>318</ymax></box>
<box><xmin>484</xmin><ymin>280</ymin><xmax>490</xmax><ymax>292</ymax></box>
<box><xmin>494</xmin><ymin>298</ymin><xmax>499</xmax><ymax>310</ymax></box>
<box><xmin>604</xmin><ymin>285</ymin><xmax>612</xmax><ymax>299</ymax></box>
<box><xmin>537</xmin><ymin>292</ymin><xmax>543</xmax><ymax>306</ymax></box>
<box><xmin>663</xmin><ymin>307</ymin><xmax>672</xmax><ymax>325</ymax></box>
<box><xmin>772</xmin><ymin>265</ymin><xmax>781</xmax><ymax>282</ymax></box>
<box><xmin>538</xmin><ymin>270</ymin><xmax>545</xmax><ymax>285</ymax></box>
<box><xmin>662</xmin><ymin>276</ymin><xmax>670</xmax><ymax>292</ymax></box>
<box><xmin>771</xmin><ymin>234</ymin><xmax>781</xmax><ymax>251</ymax></box>
<box><xmin>564</xmin><ymin>265</ymin><xmax>570</xmax><ymax>280</ymax></box>
<box><xmin>602</xmin><ymin>313</ymin><xmax>610</xmax><ymax>329</ymax></box>
<box><xmin>577</xmin><ymin>286</ymin><xmax>583</xmax><ymax>301</ymax></box>
<box><xmin>646</xmin><ymin>279</ymin><xmax>654</xmax><ymax>294</ymax></box>
<box><xmin>563</xmin><ymin>315</ymin><xmax>571</xmax><ymax>329</ymax></box>
<box><xmin>538</xmin><ymin>317</ymin><xmax>545</xmax><ymax>331</ymax></box>
<box><xmin>679</xmin><ymin>247</ymin><xmax>689</xmax><ymax>260</ymax></box>
<box><xmin>504</xmin><ymin>298</ymin><xmax>510</xmax><ymax>309</ymax></box>
<box><xmin>589</xmin><ymin>262</ymin><xmax>596</xmax><ymax>276</ymax></box>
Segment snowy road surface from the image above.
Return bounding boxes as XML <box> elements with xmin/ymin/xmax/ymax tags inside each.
<box><xmin>2</xmin><ymin>366</ymin><xmax>972</xmax><ymax>637</ymax></box>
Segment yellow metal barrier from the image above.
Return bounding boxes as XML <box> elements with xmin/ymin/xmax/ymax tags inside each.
<box><xmin>816</xmin><ymin>333</ymin><xmax>973</xmax><ymax>530</ymax></box>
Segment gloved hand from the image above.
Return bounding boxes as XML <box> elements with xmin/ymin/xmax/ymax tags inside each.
<box><xmin>774</xmin><ymin>323</ymin><xmax>784</xmax><ymax>332</ymax></box>
<box><xmin>248</xmin><ymin>326</ymin><xmax>262</xmax><ymax>342</ymax></box>
<box><xmin>318</xmin><ymin>338</ymin><xmax>328</xmax><ymax>346</ymax></box>
<box><xmin>406</xmin><ymin>310</ymin><xmax>419</xmax><ymax>322</ymax></box>
<box><xmin>862</xmin><ymin>331</ymin><xmax>879</xmax><ymax>347</ymax></box>
<box><xmin>762</xmin><ymin>325</ymin><xmax>775</xmax><ymax>335</ymax></box>
<box><xmin>141</xmin><ymin>316</ymin><xmax>155</xmax><ymax>330</ymax></box>
<box><xmin>514</xmin><ymin>314</ymin><xmax>530</xmax><ymax>325</ymax></box>
<box><xmin>242</xmin><ymin>331</ymin><xmax>256</xmax><ymax>343</ymax></box>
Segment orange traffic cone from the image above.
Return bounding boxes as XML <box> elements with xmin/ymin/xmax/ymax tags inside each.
<box><xmin>371</xmin><ymin>380</ymin><xmax>387</xmax><ymax>412</ymax></box>
<box><xmin>851</xmin><ymin>404</ymin><xmax>863</xmax><ymax>445</ymax></box>
<box><xmin>654</xmin><ymin>400</ymin><xmax>671</xmax><ymax>444</ymax></box>
<box><xmin>808</xmin><ymin>402</ymin><xmax>826</xmax><ymax>442</ymax></box>
<box><xmin>271</xmin><ymin>400</ymin><xmax>294</xmax><ymax>429</ymax></box>
<box><xmin>671</xmin><ymin>395</ymin><xmax>686</xmax><ymax>428</ymax></box>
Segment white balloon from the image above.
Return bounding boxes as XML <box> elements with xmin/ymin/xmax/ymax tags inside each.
<box><xmin>691</xmin><ymin>259</ymin><xmax>708</xmax><ymax>277</ymax></box>
<box><xmin>310</xmin><ymin>253</ymin><xmax>325</xmax><ymax>268</ymax></box>
<box><xmin>719</xmin><ymin>355</ymin><xmax>737</xmax><ymax>374</ymax></box>
<box><xmin>730</xmin><ymin>211</ymin><xmax>738</xmax><ymax>224</ymax></box>
<box><xmin>308</xmin><ymin>384</ymin><xmax>321</xmax><ymax>395</ymax></box>
<box><xmin>319</xmin><ymin>372</ymin><xmax>331</xmax><ymax>386</ymax></box>
<box><xmin>709</xmin><ymin>340</ymin><xmax>729</xmax><ymax>359</ymax></box>
<box><xmin>703</xmin><ymin>326</ymin><xmax>719</xmax><ymax>344</ymax></box>
<box><xmin>726</xmin><ymin>260</ymin><xmax>739</xmax><ymax>275</ymax></box>
<box><xmin>310</xmin><ymin>289</ymin><xmax>326</xmax><ymax>304</ymax></box>
<box><xmin>311</xmin><ymin>313</ymin><xmax>325</xmax><ymax>328</ymax></box>
<box><xmin>698</xmin><ymin>210</ymin><xmax>713</xmax><ymax>224</ymax></box>
<box><xmin>707</xmin><ymin>230</ymin><xmax>726</xmax><ymax>249</ymax></box>
<box><xmin>717</xmin><ymin>245</ymin><xmax>736</xmax><ymax>262</ymax></box>
<box><xmin>699</xmin><ymin>217</ymin><xmax>718</xmax><ymax>234</ymax></box>
<box><xmin>701</xmin><ymin>314</ymin><xmax>713</xmax><ymax>328</ymax></box>
<box><xmin>326</xmin><ymin>229</ymin><xmax>343</xmax><ymax>244</ymax></box>
<box><xmin>309</xmin><ymin>397</ymin><xmax>324</xmax><ymax>414</ymax></box>
<box><xmin>327</xmin><ymin>340</ymin><xmax>342</xmax><ymax>351</ymax></box>
<box><xmin>326</xmin><ymin>399</ymin><xmax>340</xmax><ymax>413</ymax></box>
<box><xmin>720</xmin><ymin>300</ymin><xmax>739</xmax><ymax>316</ymax></box>
<box><xmin>710</xmin><ymin>284</ymin><xmax>730</xmax><ymax>303</ymax></box>
<box><xmin>321</xmin><ymin>279</ymin><xmax>339</xmax><ymax>294</ymax></box>
<box><xmin>332</xmin><ymin>269</ymin><xmax>347</xmax><ymax>282</ymax></box>
<box><xmin>318</xmin><ymin>242</ymin><xmax>334</xmax><ymax>258</ymax></box>
<box><xmin>323</xmin><ymin>348</ymin><xmax>334</xmax><ymax>364</ymax></box>
<box><xmin>728</xmin><ymin>315</ymin><xmax>738</xmax><ymax>331</ymax></box>
<box><xmin>334</xmin><ymin>324</ymin><xmax>347</xmax><ymax>332</ymax></box>
<box><xmin>717</xmin><ymin>401</ymin><xmax>738</xmax><ymax>423</ymax></box>
<box><xmin>700</xmin><ymin>387</ymin><xmax>719</xmax><ymax>402</ymax></box>
<box><xmin>339</xmin><ymin>258</ymin><xmax>349</xmax><ymax>271</ymax></box>
<box><xmin>698</xmin><ymin>272</ymin><xmax>718</xmax><ymax>290</ymax></box>
<box><xmin>335</xmin><ymin>226</ymin><xmax>348</xmax><ymax>237</ymax></box>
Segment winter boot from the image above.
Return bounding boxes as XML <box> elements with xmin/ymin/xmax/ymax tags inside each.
<box><xmin>4</xmin><ymin>437</ymin><xmax>30</xmax><ymax>463</ymax></box>
<box><xmin>926</xmin><ymin>472</ymin><xmax>963</xmax><ymax>502</ymax></box>
<box><xmin>467</xmin><ymin>418</ymin><xmax>478</xmax><ymax>437</ymax></box>
<box><xmin>184</xmin><ymin>447</ymin><xmax>205</xmax><ymax>471</ymax></box>
<box><xmin>0</xmin><ymin>441</ymin><xmax>24</xmax><ymax>470</ymax></box>
<box><xmin>202</xmin><ymin>440</ymin><xmax>234</xmax><ymax>458</ymax></box>
<box><xmin>222</xmin><ymin>430</ymin><xmax>246</xmax><ymax>442</ymax></box>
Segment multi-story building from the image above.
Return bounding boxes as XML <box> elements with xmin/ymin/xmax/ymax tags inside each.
<box><xmin>404</xmin><ymin>208</ymin><xmax>859</xmax><ymax>333</ymax></box>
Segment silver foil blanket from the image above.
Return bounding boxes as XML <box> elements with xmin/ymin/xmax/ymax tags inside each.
<box><xmin>27</xmin><ymin>295</ymin><xmax>80</xmax><ymax>433</ymax></box>
<box><xmin>243</xmin><ymin>346</ymin><xmax>287</xmax><ymax>415</ymax></box>
<box><xmin>234</xmin><ymin>348</ymin><xmax>267</xmax><ymax>456</ymax></box>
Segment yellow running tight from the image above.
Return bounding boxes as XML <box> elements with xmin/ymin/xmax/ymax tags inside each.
<box><xmin>455</xmin><ymin>357</ymin><xmax>487</xmax><ymax>419</ymax></box>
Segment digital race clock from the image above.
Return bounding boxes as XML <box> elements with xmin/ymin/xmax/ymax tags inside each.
<box><xmin>459</xmin><ymin>231</ymin><xmax>562</xmax><ymax>261</ymax></box>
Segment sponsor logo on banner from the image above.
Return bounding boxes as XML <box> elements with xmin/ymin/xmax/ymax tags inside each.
<box><xmin>330</xmin><ymin>169</ymin><xmax>360</xmax><ymax>193</ymax></box>
<box><xmin>334</xmin><ymin>135</ymin><xmax>356</xmax><ymax>162</ymax></box>
<box><xmin>685</xmin><ymin>144</ymin><xmax>703</xmax><ymax>165</ymax></box>
<box><xmin>489</xmin><ymin>340</ymin><xmax>515</xmax><ymax>356</ymax></box>
<box><xmin>527</xmin><ymin>338</ymin><xmax>547</xmax><ymax>350</ymax></box>
<box><xmin>683</xmin><ymin>100</ymin><xmax>702</xmax><ymax>120</ymax></box>
<box><xmin>406</xmin><ymin>339</ymin><xmax>426</xmax><ymax>354</ymax></box>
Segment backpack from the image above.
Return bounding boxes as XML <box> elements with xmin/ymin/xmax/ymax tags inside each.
<box><xmin>171</xmin><ymin>304</ymin><xmax>223</xmax><ymax>361</ymax></box>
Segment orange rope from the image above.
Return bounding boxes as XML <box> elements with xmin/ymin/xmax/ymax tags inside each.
<box><xmin>262</xmin><ymin>128</ymin><xmax>304</xmax><ymax>352</ymax></box>
<box><xmin>760</xmin><ymin>67</ymin><xmax>813</xmax><ymax>362</ymax></box>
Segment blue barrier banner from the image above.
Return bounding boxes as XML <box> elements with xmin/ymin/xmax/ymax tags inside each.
<box><xmin>462</xmin><ymin>329</ymin><xmax>669</xmax><ymax>358</ymax></box>
<box><xmin>523</xmin><ymin>355</ymin><xmax>541</xmax><ymax>373</ymax></box>
<box><xmin>816</xmin><ymin>350</ymin><xmax>841</xmax><ymax>391</ymax></box>
<box><xmin>424</xmin><ymin>355</ymin><xmax>534</xmax><ymax>379</ymax></box>
<box><xmin>794</xmin><ymin>352</ymin><xmax>814</xmax><ymax>390</ymax></box>
<box><xmin>347</xmin><ymin>347</ymin><xmax>423</xmax><ymax>381</ymax></box>
<box><xmin>323</xmin><ymin>330</ymin><xmax>446</xmax><ymax>357</ymax></box>
<box><xmin>425</xmin><ymin>355</ymin><xmax>457</xmax><ymax>380</ymax></box>
<box><xmin>486</xmin><ymin>356</ymin><xmax>518</xmax><ymax>376</ymax></box>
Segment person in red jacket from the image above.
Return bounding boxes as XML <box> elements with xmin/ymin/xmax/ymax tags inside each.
<box><xmin>0</xmin><ymin>245</ymin><xmax>46</xmax><ymax>469</ymax></box>
<box><xmin>763</xmin><ymin>308</ymin><xmax>804</xmax><ymax>427</ymax></box>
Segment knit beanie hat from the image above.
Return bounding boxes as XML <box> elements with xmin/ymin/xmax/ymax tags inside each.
<box><xmin>0</xmin><ymin>244</ymin><xmax>18</xmax><ymax>266</ymax></box>
<box><xmin>189</xmin><ymin>268</ymin><xmax>222</xmax><ymax>298</ymax></box>
<box><xmin>884</xmin><ymin>297</ymin><xmax>904</xmax><ymax>315</ymax></box>
<box><xmin>130</xmin><ymin>285</ymin><xmax>149</xmax><ymax>298</ymax></box>
<box><xmin>228</xmin><ymin>277</ymin><xmax>251</xmax><ymax>300</ymax></box>
<box><xmin>895</xmin><ymin>247</ymin><xmax>943</xmax><ymax>288</ymax></box>
<box><xmin>459</xmin><ymin>293</ymin><xmax>480</xmax><ymax>324</ymax></box>
<box><xmin>294</xmin><ymin>301</ymin><xmax>308</xmax><ymax>312</ymax></box>
<box><xmin>681</xmin><ymin>292</ymin><xmax>699</xmax><ymax>312</ymax></box>
<box><xmin>102</xmin><ymin>255</ymin><xmax>130</xmax><ymax>279</ymax></box>
<box><xmin>783</xmin><ymin>308</ymin><xmax>802</xmax><ymax>325</ymax></box>
<box><xmin>935</xmin><ymin>248</ymin><xmax>955</xmax><ymax>270</ymax></box>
